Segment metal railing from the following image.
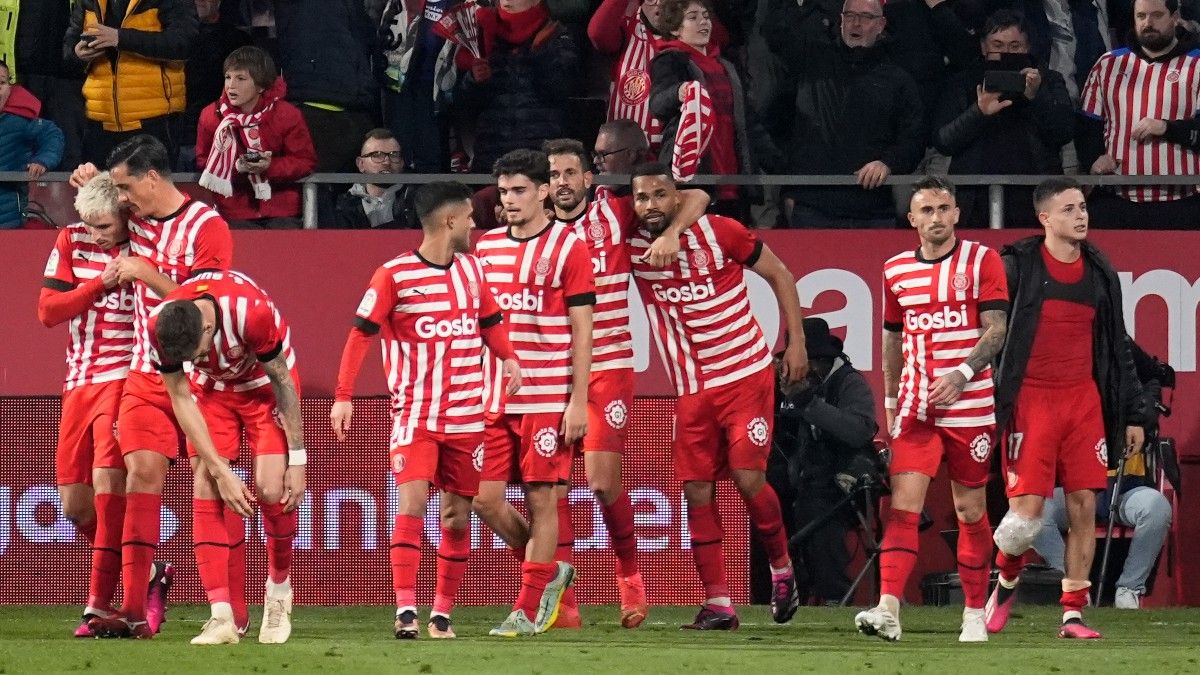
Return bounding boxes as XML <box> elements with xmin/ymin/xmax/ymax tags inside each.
<box><xmin>10</xmin><ymin>171</ymin><xmax>1198</xmax><ymax>230</ymax></box>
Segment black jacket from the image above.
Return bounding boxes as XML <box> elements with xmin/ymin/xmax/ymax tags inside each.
<box><xmin>275</xmin><ymin>0</ymin><xmax>379</xmax><ymax>111</ymax></box>
<box><xmin>993</xmin><ymin>237</ymin><xmax>1146</xmax><ymax>465</ymax></box>
<box><xmin>332</xmin><ymin>185</ymin><xmax>415</xmax><ymax>229</ymax></box>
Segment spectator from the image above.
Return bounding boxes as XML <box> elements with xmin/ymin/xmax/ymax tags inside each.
<box><xmin>15</xmin><ymin>0</ymin><xmax>86</xmax><ymax>168</ymax></box>
<box><xmin>275</xmin><ymin>0</ymin><xmax>379</xmax><ymax>173</ymax></box>
<box><xmin>179</xmin><ymin>0</ymin><xmax>252</xmax><ymax>171</ymax></box>
<box><xmin>764</xmin><ymin>0</ymin><xmax>925</xmax><ymax>229</ymax></box>
<box><xmin>933</xmin><ymin>10</ymin><xmax>1074</xmax><ymax>229</ymax></box>
<box><xmin>377</xmin><ymin>0</ymin><xmax>460</xmax><ymax>172</ymax></box>
<box><xmin>1079</xmin><ymin>0</ymin><xmax>1200</xmax><ymax>229</ymax></box>
<box><xmin>454</xmin><ymin>0</ymin><xmax>581</xmax><ymax>172</ymax></box>
<box><xmin>592</xmin><ymin>118</ymin><xmax>651</xmax><ymax>200</ymax></box>
<box><xmin>333</xmin><ymin>128</ymin><xmax>416</xmax><ymax>229</ymax></box>
<box><xmin>649</xmin><ymin>0</ymin><xmax>781</xmax><ymax>220</ymax></box>
<box><xmin>64</xmin><ymin>0</ymin><xmax>198</xmax><ymax>166</ymax></box>
<box><xmin>0</xmin><ymin>62</ymin><xmax>65</xmax><ymax>229</ymax></box>
<box><xmin>196</xmin><ymin>46</ymin><xmax>316</xmax><ymax>229</ymax></box>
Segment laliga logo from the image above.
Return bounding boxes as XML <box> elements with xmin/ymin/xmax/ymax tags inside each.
<box><xmin>416</xmin><ymin>314</ymin><xmax>478</xmax><ymax>339</ymax></box>
<box><xmin>651</xmin><ymin>278</ymin><xmax>717</xmax><ymax>303</ymax></box>
<box><xmin>93</xmin><ymin>292</ymin><xmax>136</xmax><ymax>311</ymax></box>
<box><xmin>904</xmin><ymin>305</ymin><xmax>968</xmax><ymax>331</ymax></box>
<box><xmin>970</xmin><ymin>434</ymin><xmax>991</xmax><ymax>463</ymax></box>
<box><xmin>533</xmin><ymin>427</ymin><xmax>559</xmax><ymax>458</ymax></box>
<box><xmin>493</xmin><ymin>288</ymin><xmax>544</xmax><ymax>312</ymax></box>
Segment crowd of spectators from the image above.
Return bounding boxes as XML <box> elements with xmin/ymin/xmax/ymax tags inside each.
<box><xmin>2</xmin><ymin>0</ymin><xmax>1200</xmax><ymax>229</ymax></box>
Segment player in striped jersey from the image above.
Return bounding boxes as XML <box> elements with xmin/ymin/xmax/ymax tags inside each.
<box><xmin>857</xmin><ymin>176</ymin><xmax>1008</xmax><ymax>643</ymax></box>
<box><xmin>330</xmin><ymin>181</ymin><xmax>522</xmax><ymax>640</ymax></box>
<box><xmin>629</xmin><ymin>163</ymin><xmax>807</xmax><ymax>631</ymax></box>
<box><xmin>148</xmin><ymin>270</ymin><xmax>303</xmax><ymax>646</ymax></box>
<box><xmin>544</xmin><ymin>138</ymin><xmax>710</xmax><ymax>628</ymax></box>
<box><xmin>1080</xmin><ymin>0</ymin><xmax>1200</xmax><ymax>228</ymax></box>
<box><xmin>38</xmin><ymin>173</ymin><xmax>135</xmax><ymax>637</ymax></box>
<box><xmin>71</xmin><ymin>135</ymin><xmax>233</xmax><ymax>639</ymax></box>
<box><xmin>473</xmin><ymin>149</ymin><xmax>595</xmax><ymax>637</ymax></box>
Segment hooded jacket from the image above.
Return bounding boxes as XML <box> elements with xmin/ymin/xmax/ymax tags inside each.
<box><xmin>0</xmin><ymin>86</ymin><xmax>65</xmax><ymax>228</ymax></box>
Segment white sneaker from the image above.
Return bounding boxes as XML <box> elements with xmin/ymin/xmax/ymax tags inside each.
<box><xmin>259</xmin><ymin>579</ymin><xmax>293</xmax><ymax>644</ymax></box>
<box><xmin>1114</xmin><ymin>587</ymin><xmax>1141</xmax><ymax>610</ymax></box>
<box><xmin>959</xmin><ymin>608</ymin><xmax>988</xmax><ymax>642</ymax></box>
<box><xmin>855</xmin><ymin>605</ymin><xmax>902</xmax><ymax>641</ymax></box>
<box><xmin>190</xmin><ymin>617</ymin><xmax>239</xmax><ymax>645</ymax></box>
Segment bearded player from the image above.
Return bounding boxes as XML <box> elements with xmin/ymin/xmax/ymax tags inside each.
<box><xmin>330</xmin><ymin>181</ymin><xmax>522</xmax><ymax>639</ymax></box>
<box><xmin>856</xmin><ymin>176</ymin><xmax>1008</xmax><ymax>643</ymax></box>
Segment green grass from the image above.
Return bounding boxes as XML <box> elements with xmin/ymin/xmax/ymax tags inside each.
<box><xmin>1</xmin><ymin>605</ymin><xmax>1198</xmax><ymax>674</ymax></box>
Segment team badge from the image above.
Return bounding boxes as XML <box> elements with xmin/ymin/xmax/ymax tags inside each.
<box><xmin>1167</xmin><ymin>69</ymin><xmax>1180</xmax><ymax>83</ymax></box>
<box><xmin>619</xmin><ymin>69</ymin><xmax>650</xmax><ymax>105</ymax></box>
<box><xmin>588</xmin><ymin>221</ymin><xmax>608</xmax><ymax>242</ymax></box>
<box><xmin>1007</xmin><ymin>470</ymin><xmax>1019</xmax><ymax>489</ymax></box>
<box><xmin>472</xmin><ymin>443</ymin><xmax>485</xmax><ymax>472</ymax></box>
<box><xmin>746</xmin><ymin>417</ymin><xmax>769</xmax><ymax>447</ymax></box>
<box><xmin>951</xmin><ymin>272</ymin><xmax>970</xmax><ymax>292</ymax></box>
<box><xmin>168</xmin><ymin>240</ymin><xmax>184</xmax><ymax>257</ymax></box>
<box><xmin>534</xmin><ymin>257</ymin><xmax>552</xmax><ymax>276</ymax></box>
<box><xmin>604</xmin><ymin>400</ymin><xmax>628</xmax><ymax>430</ymax></box>
<box><xmin>392</xmin><ymin>452</ymin><xmax>406</xmax><ymax>474</ymax></box>
<box><xmin>690</xmin><ymin>249</ymin><xmax>709</xmax><ymax>269</ymax></box>
<box><xmin>970</xmin><ymin>433</ymin><xmax>991</xmax><ymax>463</ymax></box>
<box><xmin>533</xmin><ymin>427</ymin><xmax>559</xmax><ymax>457</ymax></box>
<box><xmin>1095</xmin><ymin>439</ymin><xmax>1108</xmax><ymax>466</ymax></box>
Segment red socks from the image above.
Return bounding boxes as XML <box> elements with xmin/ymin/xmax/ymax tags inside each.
<box><xmin>224</xmin><ymin>507</ymin><xmax>248</xmax><ymax>628</ymax></box>
<box><xmin>957</xmin><ymin>516</ymin><xmax>992</xmax><ymax>609</ymax></box>
<box><xmin>433</xmin><ymin>526</ymin><xmax>470</xmax><ymax>616</ymax></box>
<box><xmin>879</xmin><ymin>508</ymin><xmax>920</xmax><ymax>599</ymax></box>
<box><xmin>995</xmin><ymin>549</ymin><xmax>1026</xmax><ymax>583</ymax></box>
<box><xmin>390</xmin><ymin>514</ymin><xmax>423</xmax><ymax>609</ymax></box>
<box><xmin>87</xmin><ymin>493</ymin><xmax>124</xmax><ymax>612</ymax></box>
<box><xmin>120</xmin><ymin>491</ymin><xmax>161</xmax><ymax>621</ymax></box>
<box><xmin>260</xmin><ymin>501</ymin><xmax>296</xmax><ymax>584</ymax></box>
<box><xmin>599</xmin><ymin>491</ymin><xmax>639</xmax><ymax>577</ymax></box>
<box><xmin>555</xmin><ymin>498</ymin><xmax>577</xmax><ymax>610</ymax></box>
<box><xmin>192</xmin><ymin>499</ymin><xmax>232</xmax><ymax>605</ymax></box>
<box><xmin>514</xmin><ymin>561</ymin><xmax>557</xmax><ymax>621</ymax></box>
<box><xmin>744</xmin><ymin>484</ymin><xmax>791</xmax><ymax>569</ymax></box>
<box><xmin>687</xmin><ymin>502</ymin><xmax>729</xmax><ymax>602</ymax></box>
<box><xmin>1060</xmin><ymin>588</ymin><xmax>1089</xmax><ymax>614</ymax></box>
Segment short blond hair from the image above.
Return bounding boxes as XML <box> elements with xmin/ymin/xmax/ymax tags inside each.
<box><xmin>74</xmin><ymin>172</ymin><xmax>121</xmax><ymax>222</ymax></box>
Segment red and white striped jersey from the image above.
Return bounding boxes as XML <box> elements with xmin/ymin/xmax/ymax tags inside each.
<box><xmin>149</xmin><ymin>270</ymin><xmax>295</xmax><ymax>392</ymax></box>
<box><xmin>631</xmin><ymin>215</ymin><xmax>773</xmax><ymax>395</ymax></box>
<box><xmin>882</xmin><ymin>239</ymin><xmax>1008</xmax><ymax>427</ymax></box>
<box><xmin>555</xmin><ymin>196</ymin><xmax>637</xmax><ymax>371</ymax></box>
<box><xmin>1081</xmin><ymin>46</ymin><xmax>1200</xmax><ymax>202</ymax></box>
<box><xmin>128</xmin><ymin>199</ymin><xmax>233</xmax><ymax>374</ymax></box>
<box><xmin>353</xmin><ymin>251</ymin><xmax>502</xmax><ymax>434</ymax></box>
<box><xmin>475</xmin><ymin>223</ymin><xmax>596</xmax><ymax>414</ymax></box>
<box><xmin>42</xmin><ymin>223</ymin><xmax>135</xmax><ymax>390</ymax></box>
<box><xmin>607</xmin><ymin>14</ymin><xmax>664</xmax><ymax>150</ymax></box>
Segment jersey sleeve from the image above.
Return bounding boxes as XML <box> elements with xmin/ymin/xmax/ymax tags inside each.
<box><xmin>246</xmin><ymin>299</ymin><xmax>283</xmax><ymax>362</ymax></box>
<box><xmin>712</xmin><ymin>216</ymin><xmax>763</xmax><ymax>267</ymax></box>
<box><xmin>882</xmin><ymin>271</ymin><xmax>903</xmax><ymax>332</ymax></box>
<box><xmin>610</xmin><ymin>195</ymin><xmax>639</xmax><ymax>240</ymax></box>
<box><xmin>561</xmin><ymin>237</ymin><xmax>597</xmax><ymax>306</ymax></box>
<box><xmin>191</xmin><ymin>215</ymin><xmax>234</xmax><ymax>273</ymax></box>
<box><xmin>353</xmin><ymin>266</ymin><xmax>395</xmax><ymax>335</ymax></box>
<box><xmin>42</xmin><ymin>228</ymin><xmax>77</xmax><ymax>290</ymax></box>
<box><xmin>977</xmin><ymin>248</ymin><xmax>1009</xmax><ymax>312</ymax></box>
<box><xmin>1079</xmin><ymin>55</ymin><xmax>1106</xmax><ymax>120</ymax></box>
<box><xmin>479</xmin><ymin>283</ymin><xmax>503</xmax><ymax>327</ymax></box>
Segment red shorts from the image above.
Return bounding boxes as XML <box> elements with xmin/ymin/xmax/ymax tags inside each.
<box><xmin>56</xmin><ymin>380</ymin><xmax>126</xmax><ymax>485</ymax></box>
<box><xmin>583</xmin><ymin>368</ymin><xmax>633</xmax><ymax>453</ymax></box>
<box><xmin>674</xmin><ymin>366</ymin><xmax>774</xmax><ymax>482</ymax></box>
<box><xmin>890</xmin><ymin>416</ymin><xmax>994</xmax><ymax>488</ymax></box>
<box><xmin>188</xmin><ymin>384</ymin><xmax>287</xmax><ymax>462</ymax></box>
<box><xmin>481</xmin><ymin>411</ymin><xmax>572</xmax><ymax>484</ymax></box>
<box><xmin>117</xmin><ymin>371</ymin><xmax>184</xmax><ymax>459</ymax></box>
<box><xmin>1003</xmin><ymin>381</ymin><xmax>1108</xmax><ymax>498</ymax></box>
<box><xmin>390</xmin><ymin>421</ymin><xmax>484</xmax><ymax>497</ymax></box>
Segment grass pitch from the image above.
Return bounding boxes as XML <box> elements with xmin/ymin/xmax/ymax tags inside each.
<box><xmin>1</xmin><ymin>605</ymin><xmax>1197</xmax><ymax>674</ymax></box>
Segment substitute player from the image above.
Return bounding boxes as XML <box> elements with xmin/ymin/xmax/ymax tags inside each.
<box><xmin>856</xmin><ymin>176</ymin><xmax>1008</xmax><ymax>643</ymax></box>
<box><xmin>330</xmin><ymin>181</ymin><xmax>522</xmax><ymax>639</ymax></box>
<box><xmin>149</xmin><ymin>269</ymin><xmax>304</xmax><ymax>645</ymax></box>
<box><xmin>473</xmin><ymin>149</ymin><xmax>595</xmax><ymax>637</ymax></box>
<box><xmin>986</xmin><ymin>177</ymin><xmax>1145</xmax><ymax>639</ymax></box>
<box><xmin>39</xmin><ymin>173</ymin><xmax>138</xmax><ymax>637</ymax></box>
<box><xmin>629</xmin><ymin>163</ymin><xmax>806</xmax><ymax>630</ymax></box>
<box><xmin>71</xmin><ymin>135</ymin><xmax>233</xmax><ymax>639</ymax></box>
<box><xmin>543</xmin><ymin>138</ymin><xmax>709</xmax><ymax>628</ymax></box>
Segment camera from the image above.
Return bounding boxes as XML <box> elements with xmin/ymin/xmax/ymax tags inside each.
<box><xmin>983</xmin><ymin>70</ymin><xmax>1026</xmax><ymax>98</ymax></box>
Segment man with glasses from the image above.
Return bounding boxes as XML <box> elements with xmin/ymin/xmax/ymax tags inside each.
<box><xmin>334</xmin><ymin>128</ymin><xmax>417</xmax><ymax>229</ymax></box>
<box><xmin>592</xmin><ymin>120</ymin><xmax>652</xmax><ymax>202</ymax></box>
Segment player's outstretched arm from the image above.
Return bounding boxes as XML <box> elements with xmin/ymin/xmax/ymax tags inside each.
<box><xmin>642</xmin><ymin>189</ymin><xmax>711</xmax><ymax>267</ymax></box>
<box><xmin>928</xmin><ymin>309</ymin><xmax>1007</xmax><ymax>406</ymax></box>
<box><xmin>263</xmin><ymin>353</ymin><xmax>306</xmax><ymax>513</ymax></box>
<box><xmin>751</xmin><ymin>244</ymin><xmax>808</xmax><ymax>383</ymax></box>
<box><xmin>162</xmin><ymin>369</ymin><xmax>255</xmax><ymax>516</ymax></box>
<box><xmin>882</xmin><ymin>328</ymin><xmax>902</xmax><ymax>434</ymax></box>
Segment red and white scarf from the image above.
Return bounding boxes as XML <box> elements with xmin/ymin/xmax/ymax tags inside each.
<box><xmin>671</xmin><ymin>81</ymin><xmax>713</xmax><ymax>183</ymax></box>
<box><xmin>199</xmin><ymin>79</ymin><xmax>282</xmax><ymax>200</ymax></box>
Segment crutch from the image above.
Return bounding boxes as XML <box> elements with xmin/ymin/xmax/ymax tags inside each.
<box><xmin>1096</xmin><ymin>452</ymin><xmax>1129</xmax><ymax>607</ymax></box>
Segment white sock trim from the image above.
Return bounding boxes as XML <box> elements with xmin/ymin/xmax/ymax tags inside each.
<box><xmin>211</xmin><ymin>602</ymin><xmax>234</xmax><ymax>621</ymax></box>
<box><xmin>705</xmin><ymin>596</ymin><xmax>732</xmax><ymax>608</ymax></box>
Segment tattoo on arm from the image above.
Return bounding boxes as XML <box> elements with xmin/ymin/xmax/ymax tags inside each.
<box><xmin>882</xmin><ymin>329</ymin><xmax>902</xmax><ymax>397</ymax></box>
<box><xmin>965</xmin><ymin>309</ymin><xmax>1008</xmax><ymax>376</ymax></box>
<box><xmin>264</xmin><ymin>355</ymin><xmax>305</xmax><ymax>450</ymax></box>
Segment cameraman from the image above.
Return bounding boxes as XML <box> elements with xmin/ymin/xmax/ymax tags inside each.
<box><xmin>774</xmin><ymin>318</ymin><xmax>878</xmax><ymax>604</ymax></box>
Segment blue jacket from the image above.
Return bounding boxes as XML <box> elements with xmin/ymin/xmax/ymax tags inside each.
<box><xmin>0</xmin><ymin>86</ymin><xmax>65</xmax><ymax>228</ymax></box>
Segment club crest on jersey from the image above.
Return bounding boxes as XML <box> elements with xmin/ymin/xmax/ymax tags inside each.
<box><xmin>604</xmin><ymin>400</ymin><xmax>628</xmax><ymax>430</ymax></box>
<box><xmin>1167</xmin><ymin>69</ymin><xmax>1180</xmax><ymax>83</ymax></box>
<box><xmin>533</xmin><ymin>427</ymin><xmax>559</xmax><ymax>457</ymax></box>
<box><xmin>970</xmin><ymin>434</ymin><xmax>991</xmax><ymax>463</ymax></box>
<box><xmin>619</xmin><ymin>69</ymin><xmax>650</xmax><ymax>105</ymax></box>
<box><xmin>472</xmin><ymin>443</ymin><xmax>485</xmax><ymax>472</ymax></box>
<box><xmin>168</xmin><ymin>240</ymin><xmax>183</xmax><ymax>257</ymax></box>
<box><xmin>588</xmin><ymin>221</ymin><xmax>608</xmax><ymax>242</ymax></box>
<box><xmin>392</xmin><ymin>452</ymin><xmax>406</xmax><ymax>474</ymax></box>
<box><xmin>746</xmin><ymin>417</ymin><xmax>769</xmax><ymax>447</ymax></box>
<box><xmin>1096</xmin><ymin>439</ymin><xmax>1108</xmax><ymax>466</ymax></box>
<box><xmin>951</xmin><ymin>272</ymin><xmax>970</xmax><ymax>292</ymax></box>
<box><xmin>690</xmin><ymin>249</ymin><xmax>710</xmax><ymax>269</ymax></box>
<box><xmin>534</xmin><ymin>257</ymin><xmax>552</xmax><ymax>276</ymax></box>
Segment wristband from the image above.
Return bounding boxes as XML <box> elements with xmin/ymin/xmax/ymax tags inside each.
<box><xmin>288</xmin><ymin>448</ymin><xmax>308</xmax><ymax>466</ymax></box>
<box><xmin>954</xmin><ymin>363</ymin><xmax>975</xmax><ymax>381</ymax></box>
<box><xmin>884</xmin><ymin>397</ymin><xmax>898</xmax><ymax>410</ymax></box>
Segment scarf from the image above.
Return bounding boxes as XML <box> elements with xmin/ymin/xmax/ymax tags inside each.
<box><xmin>477</xmin><ymin>2</ymin><xmax>550</xmax><ymax>56</ymax></box>
<box><xmin>671</xmin><ymin>80</ymin><xmax>713</xmax><ymax>183</ymax></box>
<box><xmin>199</xmin><ymin>77</ymin><xmax>285</xmax><ymax>200</ymax></box>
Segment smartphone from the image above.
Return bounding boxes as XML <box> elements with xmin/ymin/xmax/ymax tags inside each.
<box><xmin>983</xmin><ymin>70</ymin><xmax>1026</xmax><ymax>97</ymax></box>
<box><xmin>81</xmin><ymin>34</ymin><xmax>97</xmax><ymax>45</ymax></box>
<box><xmin>242</xmin><ymin>151</ymin><xmax>264</xmax><ymax>162</ymax></box>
